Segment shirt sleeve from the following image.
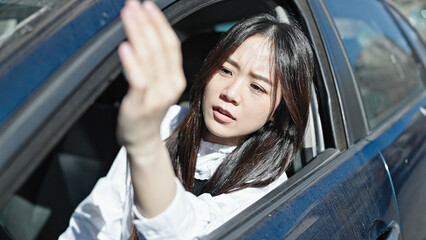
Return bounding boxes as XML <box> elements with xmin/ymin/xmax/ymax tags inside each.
<box><xmin>59</xmin><ymin>147</ymin><xmax>130</xmax><ymax>240</ymax></box>
<box><xmin>59</xmin><ymin>105</ymin><xmax>188</xmax><ymax>239</ymax></box>
<box><xmin>133</xmin><ymin>173</ymin><xmax>288</xmax><ymax>239</ymax></box>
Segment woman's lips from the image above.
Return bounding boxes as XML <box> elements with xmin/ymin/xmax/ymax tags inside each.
<box><xmin>212</xmin><ymin>106</ymin><xmax>236</xmax><ymax>123</ymax></box>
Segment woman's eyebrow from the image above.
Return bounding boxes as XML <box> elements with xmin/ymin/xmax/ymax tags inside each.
<box><xmin>226</xmin><ymin>58</ymin><xmax>241</xmax><ymax>70</ymax></box>
<box><xmin>226</xmin><ymin>58</ymin><xmax>271</xmax><ymax>85</ymax></box>
<box><xmin>250</xmin><ymin>73</ymin><xmax>271</xmax><ymax>85</ymax></box>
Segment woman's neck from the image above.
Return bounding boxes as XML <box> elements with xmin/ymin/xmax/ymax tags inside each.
<box><xmin>201</xmin><ymin>128</ymin><xmax>245</xmax><ymax>146</ymax></box>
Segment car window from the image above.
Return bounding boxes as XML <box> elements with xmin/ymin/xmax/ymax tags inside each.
<box><xmin>174</xmin><ymin>0</ymin><xmax>328</xmax><ymax>174</ymax></box>
<box><xmin>323</xmin><ymin>0</ymin><xmax>425</xmax><ymax>129</ymax></box>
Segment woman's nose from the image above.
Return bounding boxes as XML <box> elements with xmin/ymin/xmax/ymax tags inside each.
<box><xmin>220</xmin><ymin>79</ymin><xmax>242</xmax><ymax>105</ymax></box>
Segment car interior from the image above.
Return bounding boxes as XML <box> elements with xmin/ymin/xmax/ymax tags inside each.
<box><xmin>0</xmin><ymin>0</ymin><xmax>333</xmax><ymax>239</ymax></box>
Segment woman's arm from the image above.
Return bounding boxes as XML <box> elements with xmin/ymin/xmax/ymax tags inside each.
<box><xmin>133</xmin><ymin>173</ymin><xmax>289</xmax><ymax>239</ymax></box>
<box><xmin>117</xmin><ymin>0</ymin><xmax>186</xmax><ymax>218</ymax></box>
<box><xmin>60</xmin><ymin>104</ymin><xmax>188</xmax><ymax>239</ymax></box>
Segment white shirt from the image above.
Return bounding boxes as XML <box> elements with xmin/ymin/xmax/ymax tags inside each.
<box><xmin>59</xmin><ymin>105</ymin><xmax>288</xmax><ymax>240</ymax></box>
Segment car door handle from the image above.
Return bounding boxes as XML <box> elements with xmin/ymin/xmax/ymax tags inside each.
<box><xmin>379</xmin><ymin>221</ymin><xmax>401</xmax><ymax>240</ymax></box>
<box><xmin>368</xmin><ymin>219</ymin><xmax>401</xmax><ymax>240</ymax></box>
<box><xmin>380</xmin><ymin>221</ymin><xmax>401</xmax><ymax>240</ymax></box>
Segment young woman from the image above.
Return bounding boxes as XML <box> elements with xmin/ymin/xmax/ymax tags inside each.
<box><xmin>60</xmin><ymin>0</ymin><xmax>313</xmax><ymax>239</ymax></box>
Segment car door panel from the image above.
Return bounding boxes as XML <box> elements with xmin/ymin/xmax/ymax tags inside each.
<box><xmin>254</xmin><ymin>148</ymin><xmax>398</xmax><ymax>239</ymax></box>
<box><xmin>375</xmin><ymin>97</ymin><xmax>426</xmax><ymax>239</ymax></box>
<box><xmin>207</xmin><ymin>140</ymin><xmax>399</xmax><ymax>239</ymax></box>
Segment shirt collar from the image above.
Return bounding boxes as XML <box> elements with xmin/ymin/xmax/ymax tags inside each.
<box><xmin>195</xmin><ymin>139</ymin><xmax>236</xmax><ymax>180</ymax></box>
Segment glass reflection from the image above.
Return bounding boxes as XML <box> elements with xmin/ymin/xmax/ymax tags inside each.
<box><xmin>324</xmin><ymin>0</ymin><xmax>424</xmax><ymax>129</ymax></box>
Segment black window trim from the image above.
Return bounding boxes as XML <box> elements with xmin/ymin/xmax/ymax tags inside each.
<box><xmin>300</xmin><ymin>0</ymin><xmax>346</xmax><ymax>151</ymax></box>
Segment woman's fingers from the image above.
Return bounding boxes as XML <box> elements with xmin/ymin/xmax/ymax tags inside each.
<box><xmin>143</xmin><ymin>1</ymin><xmax>181</xmax><ymax>65</ymax></box>
<box><xmin>136</xmin><ymin>2</ymin><xmax>167</xmax><ymax>71</ymax></box>
<box><xmin>122</xmin><ymin>1</ymin><xmax>165</xmax><ymax>74</ymax></box>
<box><xmin>122</xmin><ymin>1</ymin><xmax>183</xmax><ymax>74</ymax></box>
<box><xmin>118</xmin><ymin>42</ymin><xmax>146</xmax><ymax>92</ymax></box>
<box><xmin>143</xmin><ymin>1</ymin><xmax>186</xmax><ymax>92</ymax></box>
<box><xmin>118</xmin><ymin>0</ymin><xmax>187</xmax><ymax>147</ymax></box>
<box><xmin>120</xmin><ymin>0</ymin><xmax>186</xmax><ymax>108</ymax></box>
<box><xmin>121</xmin><ymin>1</ymin><xmax>148</xmax><ymax>62</ymax></box>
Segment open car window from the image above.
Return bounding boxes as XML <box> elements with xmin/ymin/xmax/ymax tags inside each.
<box><xmin>173</xmin><ymin>0</ymin><xmax>334</xmax><ymax>175</ymax></box>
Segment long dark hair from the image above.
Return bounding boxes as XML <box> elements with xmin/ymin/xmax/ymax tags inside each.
<box><xmin>166</xmin><ymin>13</ymin><xmax>313</xmax><ymax>196</ymax></box>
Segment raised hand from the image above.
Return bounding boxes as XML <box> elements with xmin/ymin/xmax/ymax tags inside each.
<box><xmin>117</xmin><ymin>0</ymin><xmax>186</xmax><ymax>152</ymax></box>
<box><xmin>117</xmin><ymin>0</ymin><xmax>185</xmax><ymax>217</ymax></box>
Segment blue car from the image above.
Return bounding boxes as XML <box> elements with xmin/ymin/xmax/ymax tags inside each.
<box><xmin>0</xmin><ymin>0</ymin><xmax>425</xmax><ymax>239</ymax></box>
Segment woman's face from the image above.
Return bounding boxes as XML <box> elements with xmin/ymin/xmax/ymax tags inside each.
<box><xmin>202</xmin><ymin>35</ymin><xmax>282</xmax><ymax>146</ymax></box>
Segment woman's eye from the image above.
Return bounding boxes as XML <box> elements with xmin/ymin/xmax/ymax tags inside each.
<box><xmin>251</xmin><ymin>84</ymin><xmax>266</xmax><ymax>93</ymax></box>
<box><xmin>219</xmin><ymin>66</ymin><xmax>232</xmax><ymax>76</ymax></box>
